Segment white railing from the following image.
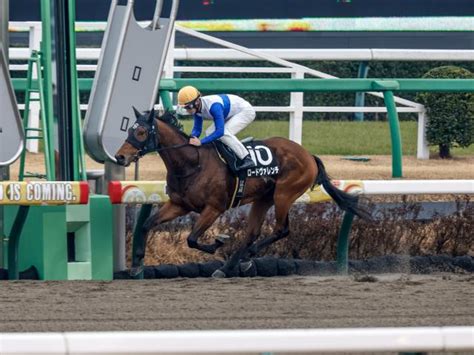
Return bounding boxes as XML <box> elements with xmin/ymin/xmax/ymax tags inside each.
<box><xmin>10</xmin><ymin>22</ymin><xmax>474</xmax><ymax>159</ymax></box>
<box><xmin>1</xmin><ymin>327</ymin><xmax>473</xmax><ymax>354</ymax></box>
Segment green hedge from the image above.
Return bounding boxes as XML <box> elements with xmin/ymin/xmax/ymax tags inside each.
<box><xmin>416</xmin><ymin>65</ymin><xmax>474</xmax><ymax>158</ymax></box>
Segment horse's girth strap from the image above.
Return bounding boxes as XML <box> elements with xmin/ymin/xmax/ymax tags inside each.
<box><xmin>228</xmin><ymin>176</ymin><xmax>240</xmax><ymax>209</ymax></box>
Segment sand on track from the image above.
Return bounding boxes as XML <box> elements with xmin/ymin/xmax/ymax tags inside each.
<box><xmin>1</xmin><ymin>274</ymin><xmax>472</xmax><ymax>332</ymax></box>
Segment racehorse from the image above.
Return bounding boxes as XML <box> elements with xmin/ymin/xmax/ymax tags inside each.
<box><xmin>114</xmin><ymin>109</ymin><xmax>370</xmax><ymax>277</ymax></box>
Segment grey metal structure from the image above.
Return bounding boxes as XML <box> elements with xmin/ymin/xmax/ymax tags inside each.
<box><xmin>0</xmin><ymin>0</ymin><xmax>9</xmax><ymax>270</ymax></box>
<box><xmin>83</xmin><ymin>0</ymin><xmax>179</xmax><ymax>163</ymax></box>
<box><xmin>0</xmin><ymin>46</ymin><xmax>24</xmax><ymax>167</ymax></box>
<box><xmin>0</xmin><ymin>0</ymin><xmax>8</xmax><ymax>55</ymax></box>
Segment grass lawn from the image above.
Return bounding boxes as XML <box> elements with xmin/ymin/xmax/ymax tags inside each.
<box><xmin>181</xmin><ymin>120</ymin><xmax>474</xmax><ymax>156</ymax></box>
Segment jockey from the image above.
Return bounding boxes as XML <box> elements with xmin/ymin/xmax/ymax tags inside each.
<box><xmin>177</xmin><ymin>85</ymin><xmax>257</xmax><ymax>170</ymax></box>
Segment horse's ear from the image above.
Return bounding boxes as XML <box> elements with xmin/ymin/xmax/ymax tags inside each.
<box><xmin>132</xmin><ymin>106</ymin><xmax>141</xmax><ymax>119</ymax></box>
<box><xmin>148</xmin><ymin>108</ymin><xmax>156</xmax><ymax>123</ymax></box>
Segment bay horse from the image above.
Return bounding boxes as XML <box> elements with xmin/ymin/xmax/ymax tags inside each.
<box><xmin>115</xmin><ymin>109</ymin><xmax>369</xmax><ymax>277</ymax></box>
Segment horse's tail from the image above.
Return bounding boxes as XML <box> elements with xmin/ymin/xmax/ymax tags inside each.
<box><xmin>313</xmin><ymin>155</ymin><xmax>371</xmax><ymax>220</ymax></box>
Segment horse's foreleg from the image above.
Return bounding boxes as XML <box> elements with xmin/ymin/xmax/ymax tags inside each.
<box><xmin>215</xmin><ymin>199</ymin><xmax>273</xmax><ymax>277</ymax></box>
<box><xmin>186</xmin><ymin>206</ymin><xmax>223</xmax><ymax>254</ymax></box>
<box><xmin>143</xmin><ymin>201</ymin><xmax>191</xmax><ymax>231</ymax></box>
<box><xmin>132</xmin><ymin>201</ymin><xmax>188</xmax><ymax>272</ymax></box>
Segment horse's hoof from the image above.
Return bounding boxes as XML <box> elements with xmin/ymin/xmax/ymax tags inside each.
<box><xmin>247</xmin><ymin>244</ymin><xmax>258</xmax><ymax>257</ymax></box>
<box><xmin>130</xmin><ymin>265</ymin><xmax>144</xmax><ymax>277</ymax></box>
<box><xmin>240</xmin><ymin>260</ymin><xmax>254</xmax><ymax>272</ymax></box>
<box><xmin>215</xmin><ymin>234</ymin><xmax>231</xmax><ymax>244</ymax></box>
<box><xmin>211</xmin><ymin>269</ymin><xmax>226</xmax><ymax>278</ymax></box>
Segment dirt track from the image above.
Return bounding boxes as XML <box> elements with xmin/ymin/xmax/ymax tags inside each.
<box><xmin>1</xmin><ymin>274</ymin><xmax>472</xmax><ymax>332</ymax></box>
<box><xmin>4</xmin><ymin>154</ymin><xmax>473</xmax><ymax>333</ymax></box>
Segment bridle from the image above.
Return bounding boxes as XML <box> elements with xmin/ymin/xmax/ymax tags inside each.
<box><xmin>125</xmin><ymin>113</ymin><xmax>202</xmax><ymax>179</ymax></box>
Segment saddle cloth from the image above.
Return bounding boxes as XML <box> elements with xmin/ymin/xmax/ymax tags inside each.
<box><xmin>214</xmin><ymin>140</ymin><xmax>280</xmax><ymax>177</ymax></box>
<box><xmin>214</xmin><ymin>139</ymin><xmax>280</xmax><ymax>209</ymax></box>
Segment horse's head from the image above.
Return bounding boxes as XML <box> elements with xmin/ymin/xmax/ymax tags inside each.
<box><xmin>114</xmin><ymin>107</ymin><xmax>157</xmax><ymax>167</ymax></box>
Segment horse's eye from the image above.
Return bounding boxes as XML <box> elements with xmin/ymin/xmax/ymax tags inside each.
<box><xmin>133</xmin><ymin>127</ymin><xmax>148</xmax><ymax>142</ymax></box>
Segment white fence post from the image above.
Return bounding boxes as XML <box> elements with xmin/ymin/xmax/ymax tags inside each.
<box><xmin>289</xmin><ymin>70</ymin><xmax>304</xmax><ymax>144</ymax></box>
<box><xmin>417</xmin><ymin>108</ymin><xmax>430</xmax><ymax>159</ymax></box>
<box><xmin>25</xmin><ymin>23</ymin><xmax>41</xmax><ymax>153</ymax></box>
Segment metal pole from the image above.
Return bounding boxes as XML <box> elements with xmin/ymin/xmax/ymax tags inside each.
<box><xmin>104</xmin><ymin>161</ymin><xmax>126</xmax><ymax>272</ymax></box>
<box><xmin>289</xmin><ymin>70</ymin><xmax>304</xmax><ymax>144</ymax></box>
<box><xmin>50</xmin><ymin>0</ymin><xmax>75</xmax><ymax>181</ymax></box>
<box><xmin>336</xmin><ymin>211</ymin><xmax>355</xmax><ymax>275</ymax></box>
<box><xmin>384</xmin><ymin>90</ymin><xmax>403</xmax><ymax>178</ymax></box>
<box><xmin>0</xmin><ymin>167</ymin><xmax>7</xmax><ymax>269</ymax></box>
<box><xmin>67</xmin><ymin>0</ymin><xmax>86</xmax><ymax>181</ymax></box>
<box><xmin>151</xmin><ymin>0</ymin><xmax>163</xmax><ymax>30</ymax></box>
<box><xmin>0</xmin><ymin>0</ymin><xmax>9</xmax><ymax>270</ymax></box>
<box><xmin>159</xmin><ymin>90</ymin><xmax>174</xmax><ymax>110</ymax></box>
<box><xmin>0</xmin><ymin>0</ymin><xmax>8</xmax><ymax>57</ymax></box>
<box><xmin>40</xmin><ymin>0</ymin><xmax>57</xmax><ymax>180</ymax></box>
<box><xmin>354</xmin><ymin>61</ymin><xmax>369</xmax><ymax>121</ymax></box>
<box><xmin>372</xmin><ymin>80</ymin><xmax>403</xmax><ymax>178</ymax></box>
<box><xmin>417</xmin><ymin>110</ymin><xmax>430</xmax><ymax>160</ymax></box>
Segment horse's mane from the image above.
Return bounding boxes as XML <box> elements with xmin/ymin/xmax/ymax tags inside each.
<box><xmin>153</xmin><ymin>110</ymin><xmax>189</xmax><ymax>139</ymax></box>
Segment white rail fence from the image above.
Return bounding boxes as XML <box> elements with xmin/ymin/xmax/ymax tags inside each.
<box><xmin>9</xmin><ymin>22</ymin><xmax>474</xmax><ymax>158</ymax></box>
<box><xmin>1</xmin><ymin>327</ymin><xmax>473</xmax><ymax>354</ymax></box>
<box><xmin>361</xmin><ymin>179</ymin><xmax>474</xmax><ymax>195</ymax></box>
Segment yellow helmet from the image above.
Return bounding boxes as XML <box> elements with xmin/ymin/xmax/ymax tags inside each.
<box><xmin>178</xmin><ymin>86</ymin><xmax>200</xmax><ymax>105</ymax></box>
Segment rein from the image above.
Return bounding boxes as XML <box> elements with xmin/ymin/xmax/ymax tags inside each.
<box><xmin>157</xmin><ymin>143</ymin><xmax>202</xmax><ymax>179</ymax></box>
<box><xmin>131</xmin><ymin>119</ymin><xmax>202</xmax><ymax>180</ymax></box>
<box><xmin>155</xmin><ymin>142</ymin><xmax>189</xmax><ymax>152</ymax></box>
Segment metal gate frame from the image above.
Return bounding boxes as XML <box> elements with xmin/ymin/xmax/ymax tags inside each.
<box><xmin>83</xmin><ymin>0</ymin><xmax>179</xmax><ymax>163</ymax></box>
<box><xmin>0</xmin><ymin>46</ymin><xmax>24</xmax><ymax>167</ymax></box>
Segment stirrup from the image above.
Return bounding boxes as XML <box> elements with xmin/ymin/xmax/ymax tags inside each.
<box><xmin>237</xmin><ymin>157</ymin><xmax>256</xmax><ymax>170</ymax></box>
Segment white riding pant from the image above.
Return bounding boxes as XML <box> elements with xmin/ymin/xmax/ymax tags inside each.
<box><xmin>205</xmin><ymin>106</ymin><xmax>256</xmax><ymax>159</ymax></box>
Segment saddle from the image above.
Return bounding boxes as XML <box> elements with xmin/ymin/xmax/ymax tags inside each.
<box><xmin>214</xmin><ymin>139</ymin><xmax>280</xmax><ymax>209</ymax></box>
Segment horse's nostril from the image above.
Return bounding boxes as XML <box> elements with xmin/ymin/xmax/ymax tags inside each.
<box><xmin>115</xmin><ymin>155</ymin><xmax>125</xmax><ymax>164</ymax></box>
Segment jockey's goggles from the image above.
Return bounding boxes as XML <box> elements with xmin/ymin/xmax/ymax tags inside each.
<box><xmin>181</xmin><ymin>98</ymin><xmax>199</xmax><ymax>110</ymax></box>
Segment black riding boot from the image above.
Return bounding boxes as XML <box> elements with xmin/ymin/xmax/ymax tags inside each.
<box><xmin>238</xmin><ymin>155</ymin><xmax>256</xmax><ymax>170</ymax></box>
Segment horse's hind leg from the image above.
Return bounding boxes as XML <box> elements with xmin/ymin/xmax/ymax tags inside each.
<box><xmin>215</xmin><ymin>198</ymin><xmax>273</xmax><ymax>277</ymax></box>
<box><xmin>249</xmin><ymin>183</ymin><xmax>309</xmax><ymax>257</ymax></box>
<box><xmin>248</xmin><ymin>215</ymin><xmax>289</xmax><ymax>257</ymax></box>
<box><xmin>186</xmin><ymin>206</ymin><xmax>225</xmax><ymax>254</ymax></box>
